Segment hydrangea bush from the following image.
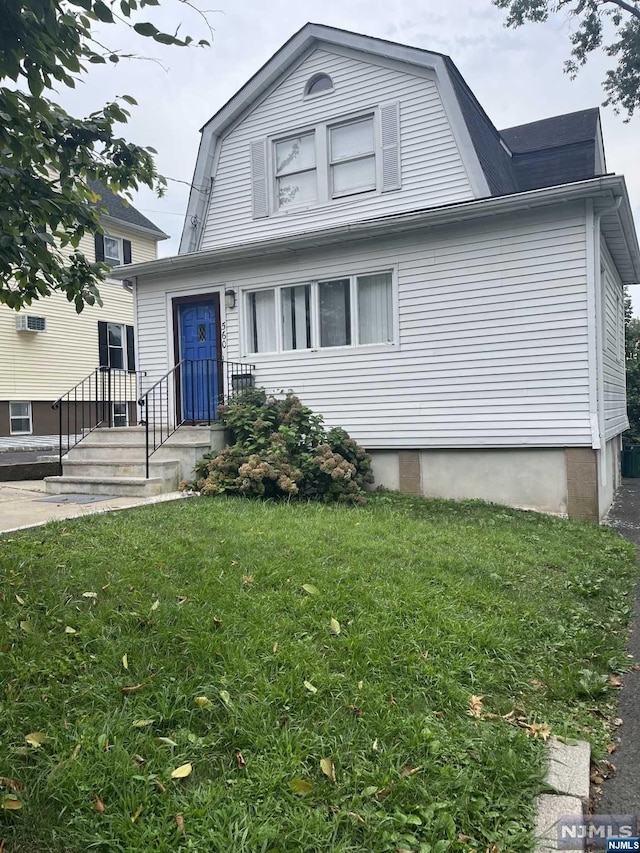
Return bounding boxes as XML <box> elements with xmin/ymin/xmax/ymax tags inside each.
<box><xmin>186</xmin><ymin>389</ymin><xmax>374</xmax><ymax>503</ymax></box>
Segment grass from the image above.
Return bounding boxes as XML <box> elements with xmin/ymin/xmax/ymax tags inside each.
<box><xmin>0</xmin><ymin>493</ymin><xmax>637</xmax><ymax>853</ymax></box>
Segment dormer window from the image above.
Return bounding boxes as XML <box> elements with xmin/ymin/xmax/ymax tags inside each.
<box><xmin>305</xmin><ymin>73</ymin><xmax>333</xmax><ymax>97</ymax></box>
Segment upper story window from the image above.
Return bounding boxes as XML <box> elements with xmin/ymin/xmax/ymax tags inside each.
<box><xmin>305</xmin><ymin>73</ymin><xmax>333</xmax><ymax>97</ymax></box>
<box><xmin>330</xmin><ymin>116</ymin><xmax>376</xmax><ymax>198</ymax></box>
<box><xmin>250</xmin><ymin>103</ymin><xmax>401</xmax><ymax>220</ymax></box>
<box><xmin>275</xmin><ymin>132</ymin><xmax>317</xmax><ymax>210</ymax></box>
<box><xmin>94</xmin><ymin>234</ymin><xmax>132</xmax><ymax>266</ymax></box>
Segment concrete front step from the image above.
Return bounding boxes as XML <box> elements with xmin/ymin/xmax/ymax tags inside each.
<box><xmin>66</xmin><ymin>441</ymin><xmax>212</xmax><ymax>462</ymax></box>
<box><xmin>86</xmin><ymin>425</ymin><xmax>225</xmax><ymax>446</ymax></box>
<box><xmin>44</xmin><ymin>475</ymin><xmax>169</xmax><ymax>497</ymax></box>
<box><xmin>61</xmin><ymin>459</ymin><xmax>181</xmax><ymax>484</ymax></box>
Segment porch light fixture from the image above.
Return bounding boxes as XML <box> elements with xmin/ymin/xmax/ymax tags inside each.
<box><xmin>225</xmin><ymin>289</ymin><xmax>236</xmax><ymax>309</ymax></box>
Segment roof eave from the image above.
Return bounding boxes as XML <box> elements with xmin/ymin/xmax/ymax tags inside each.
<box><xmin>101</xmin><ymin>213</ymin><xmax>169</xmax><ymax>241</ymax></box>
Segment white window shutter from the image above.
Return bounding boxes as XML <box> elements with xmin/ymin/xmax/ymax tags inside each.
<box><xmin>380</xmin><ymin>102</ymin><xmax>401</xmax><ymax>192</ymax></box>
<box><xmin>250</xmin><ymin>139</ymin><xmax>269</xmax><ymax>219</ymax></box>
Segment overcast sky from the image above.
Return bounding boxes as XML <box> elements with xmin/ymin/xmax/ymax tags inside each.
<box><xmin>56</xmin><ymin>0</ymin><xmax>640</xmax><ymax>311</ymax></box>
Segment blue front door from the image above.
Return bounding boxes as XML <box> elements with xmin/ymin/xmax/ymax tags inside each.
<box><xmin>178</xmin><ymin>299</ymin><xmax>220</xmax><ymax>422</ymax></box>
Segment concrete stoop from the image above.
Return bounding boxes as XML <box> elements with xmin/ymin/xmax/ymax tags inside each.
<box><xmin>44</xmin><ymin>425</ymin><xmax>225</xmax><ymax>497</ymax></box>
<box><xmin>534</xmin><ymin>737</ymin><xmax>591</xmax><ymax>853</ymax></box>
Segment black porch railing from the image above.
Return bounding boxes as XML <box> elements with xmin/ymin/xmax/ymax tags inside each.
<box><xmin>138</xmin><ymin>358</ymin><xmax>255</xmax><ymax>478</ymax></box>
<box><xmin>52</xmin><ymin>367</ymin><xmax>146</xmax><ymax>475</ymax></box>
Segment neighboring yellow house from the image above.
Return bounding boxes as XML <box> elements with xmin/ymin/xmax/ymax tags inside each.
<box><xmin>0</xmin><ymin>183</ymin><xmax>167</xmax><ymax>436</ymax></box>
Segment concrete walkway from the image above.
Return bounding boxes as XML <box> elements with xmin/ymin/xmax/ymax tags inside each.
<box><xmin>599</xmin><ymin>479</ymin><xmax>640</xmax><ymax>815</ymax></box>
<box><xmin>0</xmin><ymin>480</ymin><xmax>187</xmax><ymax>534</ymax></box>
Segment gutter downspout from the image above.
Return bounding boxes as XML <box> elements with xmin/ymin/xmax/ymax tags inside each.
<box><xmin>590</xmin><ymin>194</ymin><xmax>622</xmax><ymax>491</ymax></box>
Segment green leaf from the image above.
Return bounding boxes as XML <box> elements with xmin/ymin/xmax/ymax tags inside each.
<box><xmin>92</xmin><ymin>0</ymin><xmax>114</xmax><ymax>21</ymax></box>
<box><xmin>288</xmin><ymin>779</ymin><xmax>313</xmax><ymax>796</ymax></box>
<box><xmin>133</xmin><ymin>21</ymin><xmax>159</xmax><ymax>37</ymax></box>
<box><xmin>301</xmin><ymin>584</ymin><xmax>319</xmax><ymax>596</ymax></box>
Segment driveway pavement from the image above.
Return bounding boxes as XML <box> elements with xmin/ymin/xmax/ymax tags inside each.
<box><xmin>0</xmin><ymin>480</ymin><xmax>187</xmax><ymax>534</ymax></box>
<box><xmin>599</xmin><ymin>479</ymin><xmax>640</xmax><ymax>816</ymax></box>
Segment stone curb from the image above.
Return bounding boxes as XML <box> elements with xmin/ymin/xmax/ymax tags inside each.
<box><xmin>533</xmin><ymin>737</ymin><xmax>591</xmax><ymax>852</ymax></box>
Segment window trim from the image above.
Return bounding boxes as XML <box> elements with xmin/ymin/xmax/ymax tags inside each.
<box><xmin>274</xmin><ymin>131</ymin><xmax>318</xmax><ymax>212</ymax></box>
<box><xmin>328</xmin><ymin>114</ymin><xmax>377</xmax><ymax>200</ymax></box>
<box><xmin>106</xmin><ymin>322</ymin><xmax>127</xmax><ymax>370</ymax></box>
<box><xmin>9</xmin><ymin>401</ymin><xmax>33</xmax><ymax>435</ymax></box>
<box><xmin>269</xmin><ymin>109</ymin><xmax>380</xmax><ymax>215</ymax></box>
<box><xmin>103</xmin><ymin>235</ymin><xmax>123</xmax><ymax>266</ymax></box>
<box><xmin>240</xmin><ymin>268</ymin><xmax>396</xmax><ymax>357</ymax></box>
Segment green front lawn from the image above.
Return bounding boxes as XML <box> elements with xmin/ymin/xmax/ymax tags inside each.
<box><xmin>0</xmin><ymin>494</ymin><xmax>636</xmax><ymax>853</ymax></box>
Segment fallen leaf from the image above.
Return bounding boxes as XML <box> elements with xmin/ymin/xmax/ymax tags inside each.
<box><xmin>19</xmin><ymin>621</ymin><xmax>33</xmax><ymax>633</ymax></box>
<box><xmin>171</xmin><ymin>763</ymin><xmax>192</xmax><ymax>779</ymax></box>
<box><xmin>301</xmin><ymin>584</ymin><xmax>319</xmax><ymax>596</ymax></box>
<box><xmin>357</xmin><ymin>680</ymin><xmax>364</xmax><ymax>690</ymax></box>
<box><xmin>1</xmin><ymin>796</ymin><xmax>22</xmax><ymax>810</ymax></box>
<box><xmin>132</xmin><ymin>719</ymin><xmax>155</xmax><ymax>728</ymax></box>
<box><xmin>151</xmin><ymin>600</ymin><xmax>160</xmax><ymax>611</ymax></box>
<box><xmin>175</xmin><ymin>814</ymin><xmax>185</xmax><ymax>835</ymax></box>
<box><xmin>194</xmin><ymin>696</ymin><xmax>212</xmax><ymax>709</ymax></box>
<box><xmin>609</xmin><ymin>675</ymin><xmax>623</xmax><ymax>688</ymax></box>
<box><xmin>154</xmin><ymin>778</ymin><xmax>166</xmax><ymax>794</ymax></box>
<box><xmin>467</xmin><ymin>695</ymin><xmax>484</xmax><ymax>718</ymax></box>
<box><xmin>235</xmin><ymin>749</ymin><xmax>246</xmax><ymax>770</ymax></box>
<box><xmin>528</xmin><ymin>723</ymin><xmax>551</xmax><ymax>741</ymax></box>
<box><xmin>25</xmin><ymin>731</ymin><xmax>47</xmax><ymax>748</ymax></box>
<box><xmin>71</xmin><ymin>743</ymin><xmax>82</xmax><ymax>759</ymax></box>
<box><xmin>458</xmin><ymin>834</ymin><xmax>471</xmax><ymax>843</ymax></box>
<box><xmin>606</xmin><ymin>742</ymin><xmax>618</xmax><ymax>754</ymax></box>
<box><xmin>213</xmin><ymin>616</ymin><xmax>222</xmax><ymax>629</ymax></box>
<box><xmin>177</xmin><ymin>596</ymin><xmax>188</xmax><ymax>605</ymax></box>
<box><xmin>613</xmin><ymin>717</ymin><xmax>623</xmax><ymax>727</ymax></box>
<box><xmin>330</xmin><ymin>618</ymin><xmax>341</xmax><ymax>635</ymax></box>
<box><xmin>400</xmin><ymin>765</ymin><xmax>423</xmax><ymax>779</ymax></box>
<box><xmin>122</xmin><ymin>654</ymin><xmax>129</xmax><ymax>671</ymax></box>
<box><xmin>64</xmin><ymin>626</ymin><xmax>77</xmax><ymax>635</ymax></box>
<box><xmin>590</xmin><ymin>771</ymin><xmax>604</xmax><ymax>785</ymax></box>
<box><xmin>289</xmin><ymin>778</ymin><xmax>313</xmax><ymax>796</ymax></box>
<box><xmin>15</xmin><ymin>595</ymin><xmax>24</xmax><ymax>605</ymax></box>
<box><xmin>122</xmin><ymin>684</ymin><xmax>143</xmax><ymax>694</ymax></box>
<box><xmin>0</xmin><ymin>777</ymin><xmax>23</xmax><ymax>793</ymax></box>
<box><xmin>303</xmin><ymin>680</ymin><xmax>318</xmax><ymax>694</ymax></box>
<box><xmin>242</xmin><ymin>575</ymin><xmax>254</xmax><ymax>587</ymax></box>
<box><xmin>93</xmin><ymin>795</ymin><xmax>105</xmax><ymax>813</ymax></box>
<box><xmin>348</xmin><ymin>705</ymin><xmax>362</xmax><ymax>717</ymax></box>
<box><xmin>219</xmin><ymin>690</ymin><xmax>231</xmax><ymax>707</ymax></box>
<box><xmin>320</xmin><ymin>757</ymin><xmax>336</xmax><ymax>783</ymax></box>
<box><xmin>82</xmin><ymin>592</ymin><xmax>98</xmax><ymax>599</ymax></box>
<box><xmin>133</xmin><ymin>754</ymin><xmax>146</xmax><ymax>766</ymax></box>
<box><xmin>272</xmin><ymin>642</ymin><xmax>279</xmax><ymax>654</ymax></box>
<box><xmin>372</xmin><ymin>739</ymin><xmax>379</xmax><ymax>751</ymax></box>
<box><xmin>131</xmin><ymin>804</ymin><xmax>143</xmax><ymax>822</ymax></box>
<box><xmin>155</xmin><ymin>737</ymin><xmax>178</xmax><ymax>747</ymax></box>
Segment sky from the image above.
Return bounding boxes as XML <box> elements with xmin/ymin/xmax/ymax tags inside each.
<box><xmin>54</xmin><ymin>0</ymin><xmax>640</xmax><ymax>311</ymax></box>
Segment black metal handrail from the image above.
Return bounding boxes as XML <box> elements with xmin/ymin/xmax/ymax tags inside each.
<box><xmin>52</xmin><ymin>367</ymin><xmax>146</xmax><ymax>475</ymax></box>
<box><xmin>138</xmin><ymin>358</ymin><xmax>255</xmax><ymax>478</ymax></box>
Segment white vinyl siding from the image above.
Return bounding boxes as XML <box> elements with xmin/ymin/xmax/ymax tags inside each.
<box><xmin>200</xmin><ymin>47</ymin><xmax>473</xmax><ymax>249</ymax></box>
<box><xmin>601</xmin><ymin>240</ymin><xmax>628</xmax><ymax>439</ymax></box>
<box><xmin>136</xmin><ymin>203</ymin><xmax>591</xmax><ymax>449</ymax></box>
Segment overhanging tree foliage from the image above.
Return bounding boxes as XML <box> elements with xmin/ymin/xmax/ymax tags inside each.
<box><xmin>0</xmin><ymin>0</ymin><xmax>210</xmax><ymax>312</ymax></box>
<box><xmin>493</xmin><ymin>0</ymin><xmax>640</xmax><ymax>118</ymax></box>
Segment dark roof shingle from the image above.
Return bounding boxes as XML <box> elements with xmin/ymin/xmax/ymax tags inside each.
<box><xmin>500</xmin><ymin>108</ymin><xmax>600</xmax><ymax>154</ymax></box>
<box><xmin>88</xmin><ymin>179</ymin><xmax>166</xmax><ymax>237</ymax></box>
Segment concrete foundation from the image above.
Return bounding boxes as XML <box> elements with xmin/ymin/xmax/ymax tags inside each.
<box><xmin>368</xmin><ymin>443</ymin><xmax>623</xmax><ymax>523</ymax></box>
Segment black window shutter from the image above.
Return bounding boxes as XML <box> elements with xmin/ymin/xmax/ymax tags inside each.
<box><xmin>123</xmin><ymin>240</ymin><xmax>132</xmax><ymax>264</ymax></box>
<box><xmin>98</xmin><ymin>321</ymin><xmax>108</xmax><ymax>367</ymax></box>
<box><xmin>95</xmin><ymin>233</ymin><xmax>105</xmax><ymax>262</ymax></box>
<box><xmin>126</xmin><ymin>325</ymin><xmax>136</xmax><ymax>372</ymax></box>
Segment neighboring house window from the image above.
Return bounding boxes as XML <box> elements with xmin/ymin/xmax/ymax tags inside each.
<box><xmin>244</xmin><ymin>271</ymin><xmax>393</xmax><ymax>354</ymax></box>
<box><xmin>251</xmin><ymin>102</ymin><xmax>401</xmax><ymax>219</ymax></box>
<box><xmin>94</xmin><ymin>234</ymin><xmax>132</xmax><ymax>266</ymax></box>
<box><xmin>275</xmin><ymin>132</ymin><xmax>317</xmax><ymax>210</ymax></box>
<box><xmin>329</xmin><ymin>116</ymin><xmax>376</xmax><ymax>198</ymax></box>
<box><xmin>305</xmin><ymin>73</ymin><xmax>333</xmax><ymax>97</ymax></box>
<box><xmin>98</xmin><ymin>321</ymin><xmax>136</xmax><ymax>371</ymax></box>
<box><xmin>9</xmin><ymin>401</ymin><xmax>32</xmax><ymax>435</ymax></box>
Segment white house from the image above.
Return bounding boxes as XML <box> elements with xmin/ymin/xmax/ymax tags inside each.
<box><xmin>49</xmin><ymin>24</ymin><xmax>640</xmax><ymax>522</ymax></box>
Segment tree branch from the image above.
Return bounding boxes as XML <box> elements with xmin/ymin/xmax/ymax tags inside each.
<box><xmin>602</xmin><ymin>0</ymin><xmax>640</xmax><ymax>21</ymax></box>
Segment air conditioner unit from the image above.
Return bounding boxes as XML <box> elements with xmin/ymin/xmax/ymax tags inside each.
<box><xmin>15</xmin><ymin>315</ymin><xmax>46</xmax><ymax>332</ymax></box>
